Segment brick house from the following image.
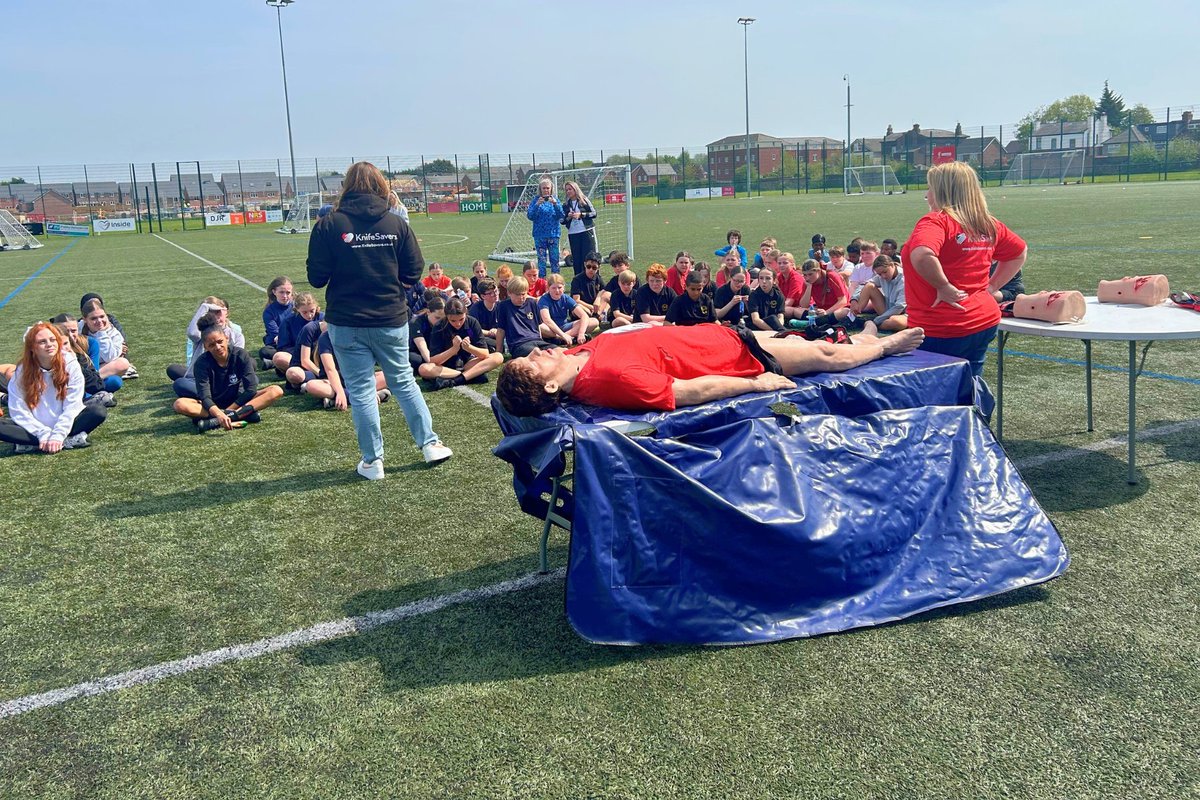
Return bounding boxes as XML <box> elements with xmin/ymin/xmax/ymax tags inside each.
<box><xmin>631</xmin><ymin>163</ymin><xmax>677</xmax><ymax>185</ymax></box>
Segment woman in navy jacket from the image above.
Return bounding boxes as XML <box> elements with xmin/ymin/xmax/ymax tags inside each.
<box><xmin>561</xmin><ymin>180</ymin><xmax>597</xmax><ymax>274</ymax></box>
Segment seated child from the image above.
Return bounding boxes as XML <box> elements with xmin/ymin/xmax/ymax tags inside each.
<box><xmin>301</xmin><ymin>320</ymin><xmax>391</xmax><ymax>409</ymax></box>
<box><xmin>570</xmin><ymin>253</ymin><xmax>605</xmax><ymax>317</ymax></box>
<box><xmin>538</xmin><ymin>274</ymin><xmax>597</xmax><ymax>345</ymax></box>
<box><xmin>284</xmin><ymin>311</ymin><xmax>324</xmax><ymax>392</ymax></box>
<box><xmin>594</xmin><ymin>251</ymin><xmax>637</xmax><ymax>320</ymax></box>
<box><xmin>522</xmin><ymin>261</ymin><xmax>548</xmax><ymax>299</ymax></box>
<box><xmin>418</xmin><ymin>297</ymin><xmax>504</xmax><ymax>390</ymax></box>
<box><xmin>748</xmin><ymin>268</ymin><xmax>786</xmax><ymax>331</ymax></box>
<box><xmin>495</xmin><ymin>276</ymin><xmax>559</xmax><ymax>357</ymax></box>
<box><xmin>829</xmin><ymin>246</ymin><xmax>851</xmax><ymax>279</ymax></box>
<box><xmin>751</xmin><ymin>237</ymin><xmax>777</xmax><ymax>272</ymax></box>
<box><xmin>78</xmin><ymin>293</ymin><xmax>126</xmax><ymax>336</ymax></box>
<box><xmin>808</xmin><ymin>234</ymin><xmax>831</xmax><ymax>264</ymax></box>
<box><xmin>607</xmin><ymin>269</ymin><xmax>639</xmax><ymax>328</ymax></box>
<box><xmin>468</xmin><ymin>277</ymin><xmax>501</xmax><ymax>350</ymax></box>
<box><xmin>790</xmin><ymin>259</ymin><xmax>850</xmax><ymax>325</ymax></box>
<box><xmin>881</xmin><ymin>238</ymin><xmax>900</xmax><ymax>264</ymax></box>
<box><xmin>695</xmin><ymin>263</ymin><xmax>716</xmax><ymax>299</ymax></box>
<box><xmin>989</xmin><ymin>261</ymin><xmax>1025</xmax><ymax>304</ymax></box>
<box><xmin>169</xmin><ymin>296</ymin><xmax>243</xmax><ymax>382</ymax></box>
<box><xmin>173</xmin><ymin>308</ymin><xmax>245</xmax><ymax>399</ymax></box>
<box><xmin>714</xmin><ymin>267</ymin><xmax>751</xmax><ymax>327</ymax></box>
<box><xmin>494</xmin><ymin>265</ymin><xmax>514</xmax><ymax>302</ymax></box>
<box><xmin>0</xmin><ymin>323</ymin><xmax>108</xmax><ymax>453</ymax></box>
<box><xmin>837</xmin><ymin>256</ymin><xmax>907</xmax><ymax>334</ymax></box>
<box><xmin>271</xmin><ymin>292</ymin><xmax>323</xmax><ymax>373</ymax></box>
<box><xmin>665</xmin><ymin>251</ymin><xmax>694</xmax><ymax>295</ymax></box>
<box><xmin>714</xmin><ymin>250</ymin><xmax>742</xmax><ymax>287</ymax></box>
<box><xmin>714</xmin><ymin>229</ymin><xmax>748</xmax><ymax>267</ymax></box>
<box><xmin>469</xmin><ymin>260</ymin><xmax>489</xmax><ymax>301</ymax></box>
<box><xmin>409</xmin><ymin>296</ymin><xmax>445</xmax><ymax>374</ymax></box>
<box><xmin>634</xmin><ymin>263</ymin><xmax>677</xmax><ymax>325</ymax></box>
<box><xmin>80</xmin><ymin>298</ymin><xmax>135</xmax><ymax>386</ymax></box>
<box><xmin>421</xmin><ymin>262</ymin><xmax>452</xmax><ymax>294</ymax></box>
<box><xmin>171</xmin><ymin>322</ymin><xmax>284</xmax><ymax>432</ymax></box>
<box><xmin>260</xmin><ymin>276</ymin><xmax>294</xmax><ymax>369</ymax></box>
<box><xmin>847</xmin><ymin>240</ymin><xmax>879</xmax><ymax>298</ymax></box>
<box><xmin>50</xmin><ymin>317</ymin><xmax>113</xmax><ymax>408</ymax></box>
<box><xmin>666</xmin><ymin>272</ymin><xmax>716</xmax><ymax>326</ymax></box>
<box><xmin>449</xmin><ymin>276</ymin><xmax>472</xmax><ymax>305</ymax></box>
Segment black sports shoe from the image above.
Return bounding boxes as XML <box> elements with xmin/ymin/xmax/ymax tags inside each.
<box><xmin>195</xmin><ymin>417</ymin><xmax>221</xmax><ymax>432</ymax></box>
<box><xmin>432</xmin><ymin>377</ymin><xmax>457</xmax><ymax>391</ymax></box>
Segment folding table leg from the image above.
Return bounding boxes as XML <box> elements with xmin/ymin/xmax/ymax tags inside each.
<box><xmin>1128</xmin><ymin>341</ymin><xmax>1137</xmax><ymax>485</ymax></box>
<box><xmin>996</xmin><ymin>331</ymin><xmax>1007</xmax><ymax>439</ymax></box>
<box><xmin>1084</xmin><ymin>339</ymin><xmax>1093</xmax><ymax>432</ymax></box>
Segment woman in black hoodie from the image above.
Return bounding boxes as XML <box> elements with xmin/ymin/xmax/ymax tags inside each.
<box><xmin>307</xmin><ymin>162</ymin><xmax>452</xmax><ymax>479</ymax></box>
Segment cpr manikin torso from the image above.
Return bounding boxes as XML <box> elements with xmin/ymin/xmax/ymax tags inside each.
<box><xmin>1097</xmin><ymin>275</ymin><xmax>1170</xmax><ymax>306</ymax></box>
<box><xmin>1013</xmin><ymin>291</ymin><xmax>1086</xmax><ymax>323</ymax></box>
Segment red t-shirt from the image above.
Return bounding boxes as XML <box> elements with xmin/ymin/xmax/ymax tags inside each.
<box><xmin>421</xmin><ymin>274</ymin><xmax>452</xmax><ymax>291</ymax></box>
<box><xmin>775</xmin><ymin>268</ymin><xmax>802</xmax><ymax>303</ymax></box>
<box><xmin>527</xmin><ymin>277</ymin><xmax>548</xmax><ymax>298</ymax></box>
<box><xmin>902</xmin><ymin>211</ymin><xmax>1026</xmax><ymax>338</ymax></box>
<box><xmin>666</xmin><ymin>266</ymin><xmax>688</xmax><ymax>295</ymax></box>
<box><xmin>567</xmin><ymin>324</ymin><xmax>763</xmax><ymax>411</ymax></box>
<box><xmin>798</xmin><ymin>269</ymin><xmax>849</xmax><ymax>309</ymax></box>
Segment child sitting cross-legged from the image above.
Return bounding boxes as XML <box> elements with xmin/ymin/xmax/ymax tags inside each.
<box><xmin>665</xmin><ymin>271</ymin><xmax>716</xmax><ymax>326</ymax></box>
<box><xmin>418</xmin><ymin>297</ymin><xmax>504</xmax><ymax>391</ymax></box>
<box><xmin>172</xmin><ymin>322</ymin><xmax>284</xmax><ymax>433</ymax></box>
<box><xmin>606</xmin><ymin>270</ymin><xmax>639</xmax><ymax>328</ymax></box>
<box><xmin>538</xmin><ymin>273</ymin><xmax>597</xmax><ymax>345</ymax></box>
<box><xmin>301</xmin><ymin>320</ymin><xmax>391</xmax><ymax>410</ymax></box>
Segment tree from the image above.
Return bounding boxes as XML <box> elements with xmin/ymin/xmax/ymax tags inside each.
<box><xmin>1017</xmin><ymin>94</ymin><xmax>1095</xmax><ymax>139</ymax></box>
<box><xmin>1129</xmin><ymin>143</ymin><xmax>1161</xmax><ymax>168</ymax></box>
<box><xmin>1096</xmin><ymin>81</ymin><xmax>1125</xmax><ymax>127</ymax></box>
<box><xmin>1128</xmin><ymin>104</ymin><xmax>1155</xmax><ymax>126</ymax></box>
<box><xmin>3</xmin><ymin>177</ymin><xmax>27</xmax><ymax>184</ymax></box>
<box><xmin>1165</xmin><ymin>136</ymin><xmax>1199</xmax><ymax>168</ymax></box>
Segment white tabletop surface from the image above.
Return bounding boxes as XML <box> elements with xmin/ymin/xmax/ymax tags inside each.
<box><xmin>998</xmin><ymin>296</ymin><xmax>1200</xmax><ymax>341</ymax></box>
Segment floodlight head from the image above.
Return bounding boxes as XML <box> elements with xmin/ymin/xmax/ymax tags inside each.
<box><xmin>737</xmin><ymin>16</ymin><xmax>755</xmax><ymax>24</ymax></box>
<box><xmin>265</xmin><ymin>0</ymin><xmax>294</xmax><ymax>7</ymax></box>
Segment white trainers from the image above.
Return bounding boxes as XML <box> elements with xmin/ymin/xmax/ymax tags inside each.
<box><xmin>122</xmin><ymin>365</ymin><xmax>139</xmax><ymax>379</ymax></box>
<box><xmin>63</xmin><ymin>433</ymin><xmax>90</xmax><ymax>449</ymax></box>
<box><xmin>356</xmin><ymin>458</ymin><xmax>385</xmax><ymax>480</ymax></box>
<box><xmin>422</xmin><ymin>441</ymin><xmax>453</xmax><ymax>465</ymax></box>
<box><xmin>376</xmin><ymin>388</ymin><xmax>392</xmax><ymax>404</ymax></box>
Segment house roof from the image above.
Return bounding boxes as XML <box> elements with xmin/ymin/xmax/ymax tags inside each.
<box><xmin>1033</xmin><ymin>121</ymin><xmax>1091</xmax><ymax>137</ymax></box>
<box><xmin>221</xmin><ymin>172</ymin><xmax>281</xmax><ymax>192</ymax></box>
<box><xmin>634</xmin><ymin>163</ymin><xmax>677</xmax><ymax>177</ymax></box>
<box><xmin>1102</xmin><ymin>127</ymin><xmax>1149</xmax><ymax>146</ymax></box>
<box><xmin>954</xmin><ymin>136</ymin><xmax>1000</xmax><ymax>154</ymax></box>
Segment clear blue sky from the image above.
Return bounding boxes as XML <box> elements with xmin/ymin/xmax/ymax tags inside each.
<box><xmin>4</xmin><ymin>0</ymin><xmax>1196</xmax><ymax>166</ymax></box>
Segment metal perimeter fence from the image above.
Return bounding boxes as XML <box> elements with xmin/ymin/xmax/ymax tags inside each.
<box><xmin>3</xmin><ymin>103</ymin><xmax>1198</xmax><ymax>235</ymax></box>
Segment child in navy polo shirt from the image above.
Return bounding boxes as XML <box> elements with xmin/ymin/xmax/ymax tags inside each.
<box><xmin>469</xmin><ymin>260</ymin><xmax>489</xmax><ymax>301</ymax></box>
<box><xmin>569</xmin><ymin>253</ymin><xmax>605</xmax><ymax>317</ymax></box>
<box><xmin>468</xmin><ymin>277</ymin><xmax>500</xmax><ymax>351</ymax></box>
<box><xmin>302</xmin><ymin>320</ymin><xmax>391</xmax><ymax>410</ymax></box>
<box><xmin>634</xmin><ymin>263</ymin><xmax>676</xmax><ymax>325</ymax></box>
<box><xmin>594</xmin><ymin>251</ymin><xmax>637</xmax><ymax>321</ymax></box>
<box><xmin>665</xmin><ymin>272</ymin><xmax>716</xmax><ymax>326</ymax></box>
<box><xmin>271</xmin><ymin>292</ymin><xmax>323</xmax><ymax>374</ymax></box>
<box><xmin>608</xmin><ymin>270</ymin><xmax>638</xmax><ymax>327</ymax></box>
<box><xmin>748</xmin><ymin>268</ymin><xmax>786</xmax><ymax>331</ymax></box>
<box><xmin>408</xmin><ymin>296</ymin><xmax>445</xmax><ymax>374</ymax></box>
<box><xmin>538</xmin><ymin>274</ymin><xmax>596</xmax><ymax>345</ymax></box>
<box><xmin>419</xmin><ymin>297</ymin><xmax>504</xmax><ymax>390</ymax></box>
<box><xmin>495</xmin><ymin>276</ymin><xmax>558</xmax><ymax>358</ymax></box>
<box><xmin>284</xmin><ymin>315</ymin><xmax>323</xmax><ymax>392</ymax></box>
<box><xmin>714</xmin><ymin>266</ymin><xmax>751</xmax><ymax>326</ymax></box>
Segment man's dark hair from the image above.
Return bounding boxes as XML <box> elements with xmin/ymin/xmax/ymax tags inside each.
<box><xmin>685</xmin><ymin>271</ymin><xmax>704</xmax><ymax>286</ymax></box>
<box><xmin>585</xmin><ymin>252</ymin><xmax>602</xmax><ymax>266</ymax></box>
<box><xmin>882</xmin><ymin>238</ymin><xmax>898</xmax><ymax>249</ymax></box>
<box><xmin>477</xmin><ymin>277</ymin><xmax>497</xmax><ymax>295</ymax></box>
<box><xmin>610</xmin><ymin>251</ymin><xmax>630</xmax><ymax>269</ymax></box>
<box><xmin>496</xmin><ymin>361</ymin><xmax>562</xmax><ymax>417</ymax></box>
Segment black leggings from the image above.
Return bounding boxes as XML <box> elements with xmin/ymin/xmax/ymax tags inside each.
<box><xmin>568</xmin><ymin>229</ymin><xmax>597</xmax><ymax>273</ymax></box>
<box><xmin>0</xmin><ymin>404</ymin><xmax>108</xmax><ymax>446</ymax></box>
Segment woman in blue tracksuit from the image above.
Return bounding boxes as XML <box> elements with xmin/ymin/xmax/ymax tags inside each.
<box><xmin>525</xmin><ymin>177</ymin><xmax>564</xmax><ymax>277</ymax></box>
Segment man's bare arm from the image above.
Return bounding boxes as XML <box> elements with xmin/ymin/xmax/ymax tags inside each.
<box><xmin>671</xmin><ymin>373</ymin><xmax>793</xmax><ymax>407</ymax></box>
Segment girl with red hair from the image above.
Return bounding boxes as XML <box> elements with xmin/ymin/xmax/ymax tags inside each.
<box><xmin>0</xmin><ymin>323</ymin><xmax>108</xmax><ymax>453</ymax></box>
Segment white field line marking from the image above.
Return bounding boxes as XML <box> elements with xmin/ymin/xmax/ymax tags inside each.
<box><xmin>1012</xmin><ymin>419</ymin><xmax>1200</xmax><ymax>470</ymax></box>
<box><xmin>0</xmin><ymin>568</ymin><xmax>565</xmax><ymax>720</ymax></box>
<box><xmin>152</xmin><ymin>234</ymin><xmax>266</xmax><ymax>292</ymax></box>
<box><xmin>452</xmin><ymin>385</ymin><xmax>492</xmax><ymax>408</ymax></box>
<box><xmin>414</xmin><ymin>233</ymin><xmax>469</xmax><ymax>249</ymax></box>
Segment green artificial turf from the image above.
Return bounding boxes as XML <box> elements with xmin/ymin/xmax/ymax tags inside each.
<box><xmin>0</xmin><ymin>182</ymin><xmax>1197</xmax><ymax>799</ymax></box>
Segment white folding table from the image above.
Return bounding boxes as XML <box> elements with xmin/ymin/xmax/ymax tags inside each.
<box><xmin>996</xmin><ymin>297</ymin><xmax>1200</xmax><ymax>484</ymax></box>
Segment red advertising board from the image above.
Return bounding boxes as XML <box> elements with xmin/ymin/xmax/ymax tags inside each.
<box><xmin>932</xmin><ymin>145</ymin><xmax>956</xmax><ymax>165</ymax></box>
<box><xmin>721</xmin><ymin>186</ymin><xmax>736</xmax><ymax>197</ymax></box>
<box><xmin>604</xmin><ymin>193</ymin><xmax>627</xmax><ymax>204</ymax></box>
<box><xmin>246</xmin><ymin>210</ymin><xmax>266</xmax><ymax>224</ymax></box>
<box><xmin>428</xmin><ymin>202</ymin><xmax>459</xmax><ymax>214</ymax></box>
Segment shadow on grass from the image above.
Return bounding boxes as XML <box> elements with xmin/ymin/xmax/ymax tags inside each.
<box><xmin>93</xmin><ymin>466</ymin><xmax>411</xmax><ymax>518</ymax></box>
<box><xmin>297</xmin><ymin>553</ymin><xmax>683</xmax><ymax>691</ymax></box>
<box><xmin>1007</xmin><ymin>440</ymin><xmax>1150</xmax><ymax>511</ymax></box>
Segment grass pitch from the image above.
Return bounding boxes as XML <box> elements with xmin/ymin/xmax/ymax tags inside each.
<box><xmin>0</xmin><ymin>182</ymin><xmax>1198</xmax><ymax>799</ymax></box>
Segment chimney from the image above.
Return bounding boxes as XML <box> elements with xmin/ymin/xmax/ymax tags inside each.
<box><xmin>1184</xmin><ymin>111</ymin><xmax>1194</xmax><ymax>125</ymax></box>
<box><xmin>886</xmin><ymin>124</ymin><xmax>894</xmax><ymax>136</ymax></box>
<box><xmin>912</xmin><ymin>123</ymin><xmax>921</xmax><ymax>133</ymax></box>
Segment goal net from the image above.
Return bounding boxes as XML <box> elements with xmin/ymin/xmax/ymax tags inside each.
<box><xmin>490</xmin><ymin>165</ymin><xmax>633</xmax><ymax>266</ymax></box>
<box><xmin>843</xmin><ymin>165</ymin><xmax>904</xmax><ymax>195</ymax></box>
<box><xmin>276</xmin><ymin>193</ymin><xmax>317</xmax><ymax>234</ymax></box>
<box><xmin>1002</xmin><ymin>150</ymin><xmax>1086</xmax><ymax>186</ymax></box>
<box><xmin>0</xmin><ymin>210</ymin><xmax>43</xmax><ymax>250</ymax></box>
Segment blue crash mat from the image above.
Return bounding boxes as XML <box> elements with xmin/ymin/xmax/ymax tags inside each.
<box><xmin>565</xmin><ymin>405</ymin><xmax>1068</xmax><ymax>645</ymax></box>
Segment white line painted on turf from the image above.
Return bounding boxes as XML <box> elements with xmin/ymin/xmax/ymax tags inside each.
<box><xmin>1013</xmin><ymin>419</ymin><xmax>1200</xmax><ymax>470</ymax></box>
<box><xmin>452</xmin><ymin>385</ymin><xmax>493</xmax><ymax>408</ymax></box>
<box><xmin>152</xmin><ymin>234</ymin><xmax>266</xmax><ymax>292</ymax></box>
<box><xmin>414</xmin><ymin>233</ymin><xmax>469</xmax><ymax>249</ymax></box>
<box><xmin>0</xmin><ymin>568</ymin><xmax>565</xmax><ymax>720</ymax></box>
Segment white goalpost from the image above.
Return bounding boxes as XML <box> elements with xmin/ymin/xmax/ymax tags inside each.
<box><xmin>276</xmin><ymin>193</ymin><xmax>318</xmax><ymax>234</ymax></box>
<box><xmin>843</xmin><ymin>165</ymin><xmax>904</xmax><ymax>195</ymax></box>
<box><xmin>1002</xmin><ymin>150</ymin><xmax>1086</xmax><ymax>186</ymax></box>
<box><xmin>0</xmin><ymin>210</ymin><xmax>43</xmax><ymax>250</ymax></box>
<box><xmin>490</xmin><ymin>165</ymin><xmax>633</xmax><ymax>266</ymax></box>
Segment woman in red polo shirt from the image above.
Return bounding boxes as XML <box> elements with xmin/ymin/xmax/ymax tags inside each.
<box><xmin>902</xmin><ymin>162</ymin><xmax>1026</xmax><ymax>378</ymax></box>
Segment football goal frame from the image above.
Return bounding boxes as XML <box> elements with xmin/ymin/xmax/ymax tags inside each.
<box><xmin>843</xmin><ymin>165</ymin><xmax>904</xmax><ymax>195</ymax></box>
<box><xmin>276</xmin><ymin>193</ymin><xmax>318</xmax><ymax>234</ymax></box>
<box><xmin>490</xmin><ymin>165</ymin><xmax>633</xmax><ymax>266</ymax></box>
<box><xmin>1002</xmin><ymin>150</ymin><xmax>1087</xmax><ymax>186</ymax></box>
<box><xmin>0</xmin><ymin>210</ymin><xmax>43</xmax><ymax>250</ymax></box>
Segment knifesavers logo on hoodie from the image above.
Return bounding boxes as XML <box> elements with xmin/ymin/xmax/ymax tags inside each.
<box><xmin>342</xmin><ymin>231</ymin><xmax>397</xmax><ymax>249</ymax></box>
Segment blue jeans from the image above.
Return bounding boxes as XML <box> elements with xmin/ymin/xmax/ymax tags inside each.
<box><xmin>535</xmin><ymin>237</ymin><xmax>560</xmax><ymax>277</ymax></box>
<box><xmin>919</xmin><ymin>325</ymin><xmax>997</xmax><ymax>422</ymax></box>
<box><xmin>327</xmin><ymin>322</ymin><xmax>438</xmax><ymax>464</ymax></box>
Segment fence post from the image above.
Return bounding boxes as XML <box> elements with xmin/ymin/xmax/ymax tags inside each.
<box><xmin>1163</xmin><ymin>108</ymin><xmax>1171</xmax><ymax>180</ymax></box>
<box><xmin>176</xmin><ymin>162</ymin><xmax>187</xmax><ymax>230</ymax></box>
<box><xmin>706</xmin><ymin>147</ymin><xmax>712</xmax><ymax>199</ymax></box>
<box><xmin>804</xmin><ymin>143</ymin><xmax>810</xmax><ymax>193</ymax></box>
<box><xmin>83</xmin><ymin>165</ymin><xmax>94</xmax><ymax>233</ymax></box>
<box><xmin>1126</xmin><ymin>115</ymin><xmax>1133</xmax><ymax>181</ymax></box>
<box><xmin>454</xmin><ymin>154</ymin><xmax>461</xmax><ymax>214</ymax></box>
<box><xmin>130</xmin><ymin>164</ymin><xmax>141</xmax><ymax>234</ymax></box>
<box><xmin>144</xmin><ymin>187</ymin><xmax>153</xmax><ymax>232</ymax></box>
<box><xmin>420</xmin><ymin>155</ymin><xmax>429</xmax><ymax>212</ymax></box>
<box><xmin>150</xmin><ymin>163</ymin><xmax>163</xmax><ymax>232</ymax></box>
<box><xmin>35</xmin><ymin>165</ymin><xmax>48</xmax><ymax>232</ymax></box>
<box><xmin>197</xmin><ymin>162</ymin><xmax>207</xmax><ymax>228</ymax></box>
<box><xmin>681</xmin><ymin>148</ymin><xmax>687</xmax><ymax>201</ymax></box>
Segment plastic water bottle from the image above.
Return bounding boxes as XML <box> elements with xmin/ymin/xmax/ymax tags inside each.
<box><xmin>806</xmin><ymin>302</ymin><xmax>817</xmax><ymax>328</ymax></box>
<box><xmin>738</xmin><ymin>296</ymin><xmax>745</xmax><ymax>316</ymax></box>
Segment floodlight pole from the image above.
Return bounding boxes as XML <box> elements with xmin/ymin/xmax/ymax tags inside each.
<box><xmin>738</xmin><ymin>17</ymin><xmax>755</xmax><ymax>198</ymax></box>
<box><xmin>844</xmin><ymin>74</ymin><xmax>852</xmax><ymax>167</ymax></box>
<box><xmin>267</xmin><ymin>0</ymin><xmax>299</xmax><ymax>209</ymax></box>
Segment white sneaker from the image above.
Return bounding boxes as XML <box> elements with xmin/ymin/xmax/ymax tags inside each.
<box><xmin>322</xmin><ymin>397</ymin><xmax>335</xmax><ymax>409</ymax></box>
<box><xmin>122</xmin><ymin>365</ymin><xmax>139</xmax><ymax>379</ymax></box>
<box><xmin>63</xmin><ymin>433</ymin><xmax>90</xmax><ymax>449</ymax></box>
<box><xmin>356</xmin><ymin>458</ymin><xmax>384</xmax><ymax>480</ymax></box>
<box><xmin>376</xmin><ymin>388</ymin><xmax>392</xmax><ymax>404</ymax></box>
<box><xmin>422</xmin><ymin>441</ymin><xmax>452</xmax><ymax>465</ymax></box>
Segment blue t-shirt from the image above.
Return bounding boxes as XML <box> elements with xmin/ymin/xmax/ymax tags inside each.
<box><xmin>496</xmin><ymin>297</ymin><xmax>542</xmax><ymax>350</ymax></box>
<box><xmin>537</xmin><ymin>292</ymin><xmax>577</xmax><ymax>328</ymax></box>
<box><xmin>290</xmin><ymin>320</ymin><xmax>323</xmax><ymax>368</ymax></box>
<box><xmin>469</xmin><ymin>299</ymin><xmax>498</xmax><ymax>331</ymax></box>
<box><xmin>316</xmin><ymin>329</ymin><xmax>339</xmax><ymax>380</ymax></box>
